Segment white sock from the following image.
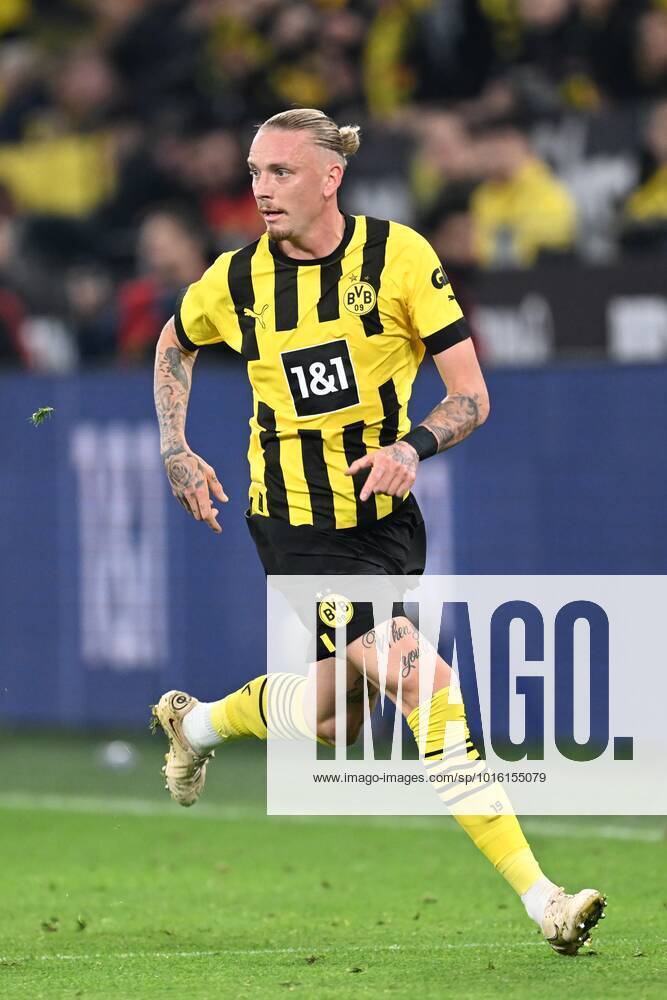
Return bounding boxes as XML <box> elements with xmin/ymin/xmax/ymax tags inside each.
<box><xmin>521</xmin><ymin>876</ymin><xmax>560</xmax><ymax>926</ymax></box>
<box><xmin>182</xmin><ymin>702</ymin><xmax>222</xmax><ymax>754</ymax></box>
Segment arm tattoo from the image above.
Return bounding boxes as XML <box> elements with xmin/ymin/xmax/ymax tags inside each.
<box><xmin>154</xmin><ymin>344</ymin><xmax>194</xmax><ymax>453</ymax></box>
<box><xmin>420</xmin><ymin>393</ymin><xmax>482</xmax><ymax>453</ymax></box>
<box><xmin>154</xmin><ymin>336</ymin><xmax>198</xmax><ymax>488</ymax></box>
<box><xmin>159</xmin><ymin>346</ymin><xmax>191</xmax><ymax>391</ymax></box>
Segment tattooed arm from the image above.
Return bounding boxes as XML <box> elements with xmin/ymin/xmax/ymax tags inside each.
<box><xmin>417</xmin><ymin>338</ymin><xmax>490</xmax><ymax>452</ymax></box>
<box><xmin>345</xmin><ymin>338</ymin><xmax>489</xmax><ymax>502</ymax></box>
<box><xmin>154</xmin><ymin>318</ymin><xmax>227</xmax><ymax>532</ymax></box>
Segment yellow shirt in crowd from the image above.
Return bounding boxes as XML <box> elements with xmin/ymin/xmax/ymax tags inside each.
<box><xmin>625</xmin><ymin>166</ymin><xmax>667</xmax><ymax>222</ymax></box>
<box><xmin>472</xmin><ymin>158</ymin><xmax>577</xmax><ymax>267</ymax></box>
<box><xmin>0</xmin><ymin>133</ymin><xmax>115</xmax><ymax>216</ymax></box>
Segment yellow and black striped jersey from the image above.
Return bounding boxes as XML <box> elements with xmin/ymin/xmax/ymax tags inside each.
<box><xmin>175</xmin><ymin>214</ymin><xmax>469</xmax><ymax>530</ymax></box>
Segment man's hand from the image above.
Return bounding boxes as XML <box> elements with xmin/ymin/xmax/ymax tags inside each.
<box><xmin>162</xmin><ymin>445</ymin><xmax>228</xmax><ymax>533</ymax></box>
<box><xmin>344</xmin><ymin>441</ymin><xmax>418</xmax><ymax>502</ymax></box>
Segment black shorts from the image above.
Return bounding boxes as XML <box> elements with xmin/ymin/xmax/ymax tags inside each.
<box><xmin>246</xmin><ymin>494</ymin><xmax>426</xmax><ymax>660</ymax></box>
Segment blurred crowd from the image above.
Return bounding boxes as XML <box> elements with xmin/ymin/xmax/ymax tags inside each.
<box><xmin>1</xmin><ymin>0</ymin><xmax>667</xmax><ymax>369</ymax></box>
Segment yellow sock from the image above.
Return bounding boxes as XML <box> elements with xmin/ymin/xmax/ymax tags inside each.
<box><xmin>407</xmin><ymin>687</ymin><xmax>543</xmax><ymax>896</ymax></box>
<box><xmin>211</xmin><ymin>675</ymin><xmax>268</xmax><ymax>740</ymax></box>
<box><xmin>209</xmin><ymin>673</ymin><xmax>321</xmax><ymax>743</ymax></box>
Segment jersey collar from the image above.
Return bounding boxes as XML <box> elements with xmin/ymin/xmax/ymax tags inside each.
<box><xmin>268</xmin><ymin>214</ymin><xmax>355</xmax><ymax>267</ymax></box>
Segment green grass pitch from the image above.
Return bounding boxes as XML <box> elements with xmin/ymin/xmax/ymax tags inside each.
<box><xmin>0</xmin><ymin>732</ymin><xmax>664</xmax><ymax>999</ymax></box>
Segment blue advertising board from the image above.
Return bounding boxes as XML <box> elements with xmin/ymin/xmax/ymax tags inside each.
<box><xmin>1</xmin><ymin>360</ymin><xmax>665</xmax><ymax>726</ymax></box>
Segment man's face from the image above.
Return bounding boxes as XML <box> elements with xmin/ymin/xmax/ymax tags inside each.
<box><xmin>477</xmin><ymin>130</ymin><xmax>529</xmax><ymax>181</ymax></box>
<box><xmin>139</xmin><ymin>214</ymin><xmax>196</xmax><ymax>281</ymax></box>
<box><xmin>247</xmin><ymin>128</ymin><xmax>341</xmax><ymax>243</ymax></box>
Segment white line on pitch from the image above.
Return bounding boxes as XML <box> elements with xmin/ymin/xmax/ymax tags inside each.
<box><xmin>0</xmin><ymin>792</ymin><xmax>662</xmax><ymax>843</ymax></box>
<box><xmin>0</xmin><ymin>940</ymin><xmax>618</xmax><ymax>964</ymax></box>
<box><xmin>0</xmin><ymin>792</ymin><xmax>255</xmax><ymax>821</ymax></box>
<box><xmin>2</xmin><ymin>939</ymin><xmax>664</xmax><ymax>965</ymax></box>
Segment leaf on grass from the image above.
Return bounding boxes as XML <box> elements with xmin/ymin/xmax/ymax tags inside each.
<box><xmin>633</xmin><ymin>949</ymin><xmax>645</xmax><ymax>958</ymax></box>
<box><xmin>422</xmin><ymin>893</ymin><xmax>438</xmax><ymax>904</ymax></box>
<box><xmin>487</xmin><ymin>961</ymin><xmax>495</xmax><ymax>971</ymax></box>
<box><xmin>41</xmin><ymin>918</ymin><xmax>59</xmax><ymax>933</ymax></box>
<box><xmin>76</xmin><ymin>916</ymin><xmax>87</xmax><ymax>931</ymax></box>
<box><xmin>348</xmin><ymin>966</ymin><xmax>364</xmax><ymax>974</ymax></box>
<box><xmin>304</xmin><ymin>955</ymin><xmax>321</xmax><ymax>965</ymax></box>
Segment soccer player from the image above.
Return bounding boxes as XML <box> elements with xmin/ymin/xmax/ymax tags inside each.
<box><xmin>152</xmin><ymin>109</ymin><xmax>605</xmax><ymax>955</ymax></box>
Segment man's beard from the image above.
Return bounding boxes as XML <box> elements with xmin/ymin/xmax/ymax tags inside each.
<box><xmin>266</xmin><ymin>219</ymin><xmax>292</xmax><ymax>242</ymax></box>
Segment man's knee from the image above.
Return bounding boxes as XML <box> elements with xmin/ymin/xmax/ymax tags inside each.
<box><xmin>316</xmin><ymin>713</ymin><xmax>363</xmax><ymax>746</ymax></box>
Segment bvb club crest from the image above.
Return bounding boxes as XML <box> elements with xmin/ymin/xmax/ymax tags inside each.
<box><xmin>318</xmin><ymin>595</ymin><xmax>354</xmax><ymax>627</ymax></box>
<box><xmin>343</xmin><ymin>277</ymin><xmax>377</xmax><ymax>316</ymax></box>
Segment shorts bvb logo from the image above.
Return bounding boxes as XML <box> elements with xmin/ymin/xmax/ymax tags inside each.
<box><xmin>344</xmin><ymin>280</ymin><xmax>377</xmax><ymax>316</ymax></box>
<box><xmin>318</xmin><ymin>595</ymin><xmax>354</xmax><ymax>627</ymax></box>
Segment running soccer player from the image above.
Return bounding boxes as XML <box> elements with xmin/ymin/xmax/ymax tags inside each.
<box><xmin>152</xmin><ymin>109</ymin><xmax>605</xmax><ymax>955</ymax></box>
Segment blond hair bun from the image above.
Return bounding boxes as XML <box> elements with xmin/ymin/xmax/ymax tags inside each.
<box><xmin>259</xmin><ymin>109</ymin><xmax>362</xmax><ymax>163</ymax></box>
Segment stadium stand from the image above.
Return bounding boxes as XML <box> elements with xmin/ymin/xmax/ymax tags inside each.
<box><xmin>0</xmin><ymin>0</ymin><xmax>666</xmax><ymax>369</ymax></box>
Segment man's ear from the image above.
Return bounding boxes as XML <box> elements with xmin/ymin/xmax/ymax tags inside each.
<box><xmin>323</xmin><ymin>161</ymin><xmax>344</xmax><ymax>198</ymax></box>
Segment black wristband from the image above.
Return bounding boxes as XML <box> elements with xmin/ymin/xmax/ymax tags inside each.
<box><xmin>399</xmin><ymin>426</ymin><xmax>438</xmax><ymax>461</ymax></box>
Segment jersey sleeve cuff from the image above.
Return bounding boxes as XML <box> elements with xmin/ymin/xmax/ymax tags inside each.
<box><xmin>174</xmin><ymin>288</ymin><xmax>199</xmax><ymax>352</ymax></box>
<box><xmin>422</xmin><ymin>317</ymin><xmax>471</xmax><ymax>356</ymax></box>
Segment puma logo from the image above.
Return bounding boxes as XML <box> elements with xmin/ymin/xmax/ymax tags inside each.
<box><xmin>243</xmin><ymin>304</ymin><xmax>269</xmax><ymax>329</ymax></box>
